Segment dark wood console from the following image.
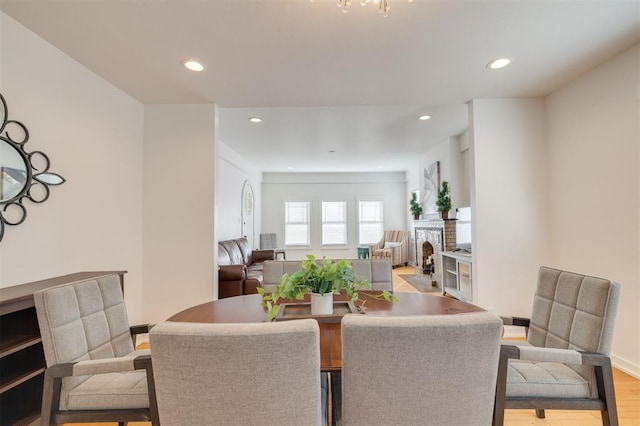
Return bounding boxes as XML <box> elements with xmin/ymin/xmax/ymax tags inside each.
<box><xmin>0</xmin><ymin>271</ymin><xmax>126</xmax><ymax>425</ymax></box>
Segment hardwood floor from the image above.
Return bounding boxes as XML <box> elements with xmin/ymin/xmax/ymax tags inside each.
<box><xmin>66</xmin><ymin>266</ymin><xmax>640</xmax><ymax>425</ymax></box>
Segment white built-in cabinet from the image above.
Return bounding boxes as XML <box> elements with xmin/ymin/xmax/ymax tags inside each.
<box><xmin>441</xmin><ymin>251</ymin><xmax>473</xmax><ymax>302</ymax></box>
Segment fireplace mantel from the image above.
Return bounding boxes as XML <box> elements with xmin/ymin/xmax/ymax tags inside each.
<box><xmin>410</xmin><ymin>219</ymin><xmax>457</xmax><ymax>289</ymax></box>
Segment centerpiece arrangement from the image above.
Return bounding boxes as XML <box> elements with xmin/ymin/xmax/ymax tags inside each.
<box><xmin>258</xmin><ymin>254</ymin><xmax>396</xmax><ymax>320</ymax></box>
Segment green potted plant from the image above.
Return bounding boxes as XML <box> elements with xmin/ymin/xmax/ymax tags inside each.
<box><xmin>409</xmin><ymin>192</ymin><xmax>423</xmax><ymax>220</ymax></box>
<box><xmin>258</xmin><ymin>254</ymin><xmax>395</xmax><ymax>320</ymax></box>
<box><xmin>436</xmin><ymin>181</ymin><xmax>452</xmax><ymax>219</ymax></box>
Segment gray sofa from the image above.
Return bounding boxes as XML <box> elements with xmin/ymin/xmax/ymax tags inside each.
<box><xmin>262</xmin><ymin>259</ymin><xmax>393</xmax><ymax>293</ymax></box>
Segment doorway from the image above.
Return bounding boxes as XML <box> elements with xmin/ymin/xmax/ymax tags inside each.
<box><xmin>241</xmin><ymin>180</ymin><xmax>255</xmax><ymax>248</ymax></box>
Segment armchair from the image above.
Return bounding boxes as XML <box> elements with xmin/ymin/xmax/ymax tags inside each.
<box><xmin>369</xmin><ymin>230</ymin><xmax>409</xmax><ymax>267</ymax></box>
<box><xmin>493</xmin><ymin>266</ymin><xmax>621</xmax><ymax>426</ymax></box>
<box><xmin>34</xmin><ymin>274</ymin><xmax>159</xmax><ymax>426</ymax></box>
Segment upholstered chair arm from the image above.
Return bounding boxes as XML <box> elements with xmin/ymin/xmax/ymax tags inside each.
<box><xmin>499</xmin><ymin>344</ymin><xmax>611</xmax><ymax>366</ymax></box>
<box><xmin>59</xmin><ymin>353</ymin><xmax>151</xmax><ymax>376</ymax></box>
<box><xmin>252</xmin><ymin>249</ymin><xmax>275</xmax><ymax>262</ymax></box>
<box><xmin>368</xmin><ymin>237</ymin><xmax>384</xmax><ymax>253</ymax></box>
<box><xmin>500</xmin><ymin>315</ymin><xmax>530</xmax><ymax>337</ymax></box>
<box><xmin>500</xmin><ymin>315</ymin><xmax>530</xmax><ymax>327</ymax></box>
<box><xmin>219</xmin><ymin>264</ymin><xmax>246</xmax><ymax>280</ymax></box>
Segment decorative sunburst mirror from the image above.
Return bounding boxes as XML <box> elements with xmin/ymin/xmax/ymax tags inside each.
<box><xmin>0</xmin><ymin>93</ymin><xmax>65</xmax><ymax>242</ymax></box>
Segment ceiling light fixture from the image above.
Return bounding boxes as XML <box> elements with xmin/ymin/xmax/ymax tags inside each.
<box><xmin>322</xmin><ymin>0</ymin><xmax>413</xmax><ymax>17</ymax></box>
<box><xmin>182</xmin><ymin>59</ymin><xmax>205</xmax><ymax>72</ymax></box>
<box><xmin>487</xmin><ymin>58</ymin><xmax>511</xmax><ymax>70</ymax></box>
<box><xmin>419</xmin><ymin>115</ymin><xmax>431</xmax><ymax>121</ymax></box>
<box><xmin>249</xmin><ymin>117</ymin><xmax>262</xmax><ymax>123</ymax></box>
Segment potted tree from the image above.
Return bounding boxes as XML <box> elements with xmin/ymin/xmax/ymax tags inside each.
<box><xmin>436</xmin><ymin>181</ymin><xmax>452</xmax><ymax>219</ymax></box>
<box><xmin>409</xmin><ymin>192</ymin><xmax>423</xmax><ymax>220</ymax></box>
<box><xmin>258</xmin><ymin>254</ymin><xmax>395</xmax><ymax>320</ymax></box>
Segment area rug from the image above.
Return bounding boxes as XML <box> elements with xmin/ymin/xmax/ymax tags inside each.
<box><xmin>398</xmin><ymin>274</ymin><xmax>441</xmax><ymax>293</ymax></box>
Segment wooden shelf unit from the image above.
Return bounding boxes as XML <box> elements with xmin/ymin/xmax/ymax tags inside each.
<box><xmin>0</xmin><ymin>271</ymin><xmax>126</xmax><ymax>425</ymax></box>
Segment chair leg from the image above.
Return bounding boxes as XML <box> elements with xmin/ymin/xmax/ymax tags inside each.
<box><xmin>492</xmin><ymin>346</ymin><xmax>511</xmax><ymax>426</ymax></box>
<box><xmin>595</xmin><ymin>361</ymin><xmax>619</xmax><ymax>426</ymax></box>
<box><xmin>535</xmin><ymin>409</ymin><xmax>545</xmax><ymax>419</ymax></box>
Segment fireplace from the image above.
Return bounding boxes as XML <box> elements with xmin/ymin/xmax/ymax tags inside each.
<box><xmin>412</xmin><ymin>219</ymin><xmax>456</xmax><ymax>289</ymax></box>
<box><xmin>422</xmin><ymin>241</ymin><xmax>434</xmax><ymax>275</ymax></box>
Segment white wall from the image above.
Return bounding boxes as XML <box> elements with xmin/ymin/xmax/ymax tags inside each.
<box><xmin>546</xmin><ymin>44</ymin><xmax>640</xmax><ymax>376</ymax></box>
<box><xmin>469</xmin><ymin>98</ymin><xmax>551</xmax><ymax>316</ymax></box>
<box><xmin>143</xmin><ymin>104</ymin><xmax>216</xmax><ymax>322</ymax></box>
<box><xmin>216</xmin><ymin>141</ymin><xmax>262</xmax><ymax>246</ymax></box>
<box><xmin>416</xmin><ymin>135</ymin><xmax>470</xmax><ymax>217</ymax></box>
<box><xmin>262</xmin><ymin>172</ymin><xmax>406</xmax><ymax>260</ymax></box>
<box><xmin>0</xmin><ymin>13</ymin><xmax>145</xmax><ymax>323</ymax></box>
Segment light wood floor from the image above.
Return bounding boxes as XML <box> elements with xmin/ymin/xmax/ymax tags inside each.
<box><xmin>67</xmin><ymin>266</ymin><xmax>640</xmax><ymax>426</ymax></box>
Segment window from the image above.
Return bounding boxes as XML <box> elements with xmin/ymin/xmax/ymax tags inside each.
<box><xmin>322</xmin><ymin>201</ymin><xmax>347</xmax><ymax>245</ymax></box>
<box><xmin>358</xmin><ymin>200</ymin><xmax>383</xmax><ymax>245</ymax></box>
<box><xmin>284</xmin><ymin>201</ymin><xmax>310</xmax><ymax>246</ymax></box>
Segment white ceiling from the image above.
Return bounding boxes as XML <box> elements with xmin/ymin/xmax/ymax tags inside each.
<box><xmin>2</xmin><ymin>0</ymin><xmax>638</xmax><ymax>172</ymax></box>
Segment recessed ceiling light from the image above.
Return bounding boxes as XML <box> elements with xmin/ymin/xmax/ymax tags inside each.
<box><xmin>419</xmin><ymin>115</ymin><xmax>431</xmax><ymax>121</ymax></box>
<box><xmin>487</xmin><ymin>58</ymin><xmax>511</xmax><ymax>70</ymax></box>
<box><xmin>287</xmin><ymin>166</ymin><xmax>294</xmax><ymax>170</ymax></box>
<box><xmin>377</xmin><ymin>166</ymin><xmax>383</xmax><ymax>169</ymax></box>
<box><xmin>182</xmin><ymin>59</ymin><xmax>205</xmax><ymax>72</ymax></box>
<box><xmin>249</xmin><ymin>117</ymin><xmax>262</xmax><ymax>123</ymax></box>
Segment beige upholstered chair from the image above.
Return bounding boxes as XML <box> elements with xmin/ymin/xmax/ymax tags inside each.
<box><xmin>369</xmin><ymin>230</ymin><xmax>409</xmax><ymax>267</ymax></box>
<box><xmin>34</xmin><ymin>274</ymin><xmax>159</xmax><ymax>426</ymax></box>
<box><xmin>341</xmin><ymin>312</ymin><xmax>503</xmax><ymax>426</ymax></box>
<box><xmin>150</xmin><ymin>319</ymin><xmax>322</xmax><ymax>426</ymax></box>
<box><xmin>494</xmin><ymin>266</ymin><xmax>622</xmax><ymax>426</ymax></box>
<box><xmin>262</xmin><ymin>258</ymin><xmax>393</xmax><ymax>293</ymax></box>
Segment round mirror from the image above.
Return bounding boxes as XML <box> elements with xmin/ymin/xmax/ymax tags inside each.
<box><xmin>0</xmin><ymin>140</ymin><xmax>29</xmax><ymax>202</ymax></box>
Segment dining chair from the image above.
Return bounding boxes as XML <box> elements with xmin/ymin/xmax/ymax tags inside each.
<box><xmin>494</xmin><ymin>266</ymin><xmax>622</xmax><ymax>425</ymax></box>
<box><xmin>33</xmin><ymin>274</ymin><xmax>159</xmax><ymax>426</ymax></box>
<box><xmin>149</xmin><ymin>319</ymin><xmax>322</xmax><ymax>426</ymax></box>
<box><xmin>341</xmin><ymin>311</ymin><xmax>503</xmax><ymax>426</ymax></box>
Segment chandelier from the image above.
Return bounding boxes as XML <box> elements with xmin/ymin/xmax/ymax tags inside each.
<box><xmin>316</xmin><ymin>0</ymin><xmax>414</xmax><ymax>17</ymax></box>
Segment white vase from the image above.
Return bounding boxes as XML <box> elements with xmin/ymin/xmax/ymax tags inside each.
<box><xmin>310</xmin><ymin>292</ymin><xmax>333</xmax><ymax>315</ymax></box>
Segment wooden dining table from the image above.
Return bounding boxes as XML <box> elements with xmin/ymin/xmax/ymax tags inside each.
<box><xmin>167</xmin><ymin>291</ymin><xmax>484</xmax><ymax>372</ymax></box>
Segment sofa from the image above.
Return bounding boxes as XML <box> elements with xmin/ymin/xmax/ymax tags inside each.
<box><xmin>261</xmin><ymin>259</ymin><xmax>393</xmax><ymax>293</ymax></box>
<box><xmin>218</xmin><ymin>238</ymin><xmax>275</xmax><ymax>298</ymax></box>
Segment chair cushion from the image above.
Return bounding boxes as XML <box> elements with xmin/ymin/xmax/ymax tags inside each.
<box><xmin>372</xmin><ymin>249</ymin><xmax>392</xmax><ymax>262</ymax></box>
<box><xmin>506</xmin><ymin>359</ymin><xmax>590</xmax><ymax>399</ymax></box>
<box><xmin>66</xmin><ymin>370</ymin><xmax>149</xmax><ymax>410</ymax></box>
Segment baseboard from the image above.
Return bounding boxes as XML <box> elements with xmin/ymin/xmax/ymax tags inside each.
<box><xmin>502</xmin><ymin>325</ymin><xmax>526</xmax><ymax>339</ymax></box>
<box><xmin>611</xmin><ymin>353</ymin><xmax>640</xmax><ymax>379</ymax></box>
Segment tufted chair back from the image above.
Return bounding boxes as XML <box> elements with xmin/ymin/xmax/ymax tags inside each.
<box><xmin>527</xmin><ymin>266</ymin><xmax>621</xmax><ymax>396</ymax></box>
